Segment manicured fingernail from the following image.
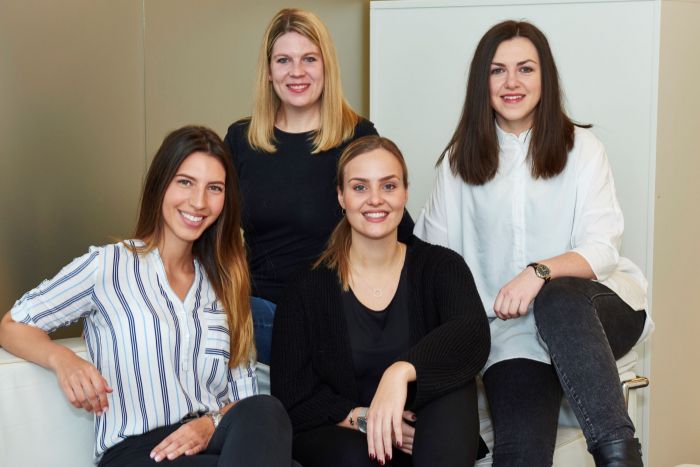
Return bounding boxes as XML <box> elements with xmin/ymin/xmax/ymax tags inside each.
<box><xmin>412</xmin><ymin>414</ymin><xmax>417</xmax><ymax>420</ymax></box>
<box><xmin>369</xmin><ymin>453</ymin><xmax>375</xmax><ymax>460</ymax></box>
<box><xmin>397</xmin><ymin>441</ymin><xmax>402</xmax><ymax>447</ymax></box>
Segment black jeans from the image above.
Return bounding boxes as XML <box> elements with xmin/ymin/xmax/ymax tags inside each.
<box><xmin>483</xmin><ymin>277</ymin><xmax>646</xmax><ymax>467</ymax></box>
<box><xmin>292</xmin><ymin>381</ymin><xmax>487</xmax><ymax>467</ymax></box>
<box><xmin>99</xmin><ymin>395</ymin><xmax>296</xmax><ymax>467</ymax></box>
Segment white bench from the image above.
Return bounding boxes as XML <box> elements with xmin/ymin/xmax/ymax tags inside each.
<box><xmin>0</xmin><ymin>338</ymin><xmax>647</xmax><ymax>467</ymax></box>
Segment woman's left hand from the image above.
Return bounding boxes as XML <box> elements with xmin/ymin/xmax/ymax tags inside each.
<box><xmin>366</xmin><ymin>362</ymin><xmax>416</xmax><ymax>464</ymax></box>
<box><xmin>150</xmin><ymin>416</ymin><xmax>215</xmax><ymax>462</ymax></box>
<box><xmin>493</xmin><ymin>267</ymin><xmax>546</xmax><ymax>320</ymax></box>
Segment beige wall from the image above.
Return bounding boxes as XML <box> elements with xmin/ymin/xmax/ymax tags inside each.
<box><xmin>0</xmin><ymin>0</ymin><xmax>368</xmax><ymax>337</ymax></box>
<box><xmin>0</xmin><ymin>0</ymin><xmax>146</xmax><ymax>338</ymax></box>
<box><xmin>649</xmin><ymin>1</ymin><xmax>700</xmax><ymax>465</ymax></box>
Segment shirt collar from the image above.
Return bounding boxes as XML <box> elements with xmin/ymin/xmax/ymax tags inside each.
<box><xmin>495</xmin><ymin>121</ymin><xmax>533</xmax><ymax>145</ymax></box>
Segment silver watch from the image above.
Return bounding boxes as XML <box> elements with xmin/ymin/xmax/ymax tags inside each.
<box><xmin>356</xmin><ymin>407</ymin><xmax>368</xmax><ymax>434</ymax></box>
<box><xmin>205</xmin><ymin>411</ymin><xmax>223</xmax><ymax>429</ymax></box>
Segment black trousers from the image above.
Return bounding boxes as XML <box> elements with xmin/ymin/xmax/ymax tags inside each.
<box><xmin>99</xmin><ymin>395</ymin><xmax>296</xmax><ymax>467</ymax></box>
<box><xmin>292</xmin><ymin>381</ymin><xmax>487</xmax><ymax>467</ymax></box>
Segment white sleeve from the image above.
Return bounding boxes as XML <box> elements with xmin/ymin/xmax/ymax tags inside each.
<box><xmin>10</xmin><ymin>247</ymin><xmax>101</xmax><ymax>331</ymax></box>
<box><xmin>570</xmin><ymin>132</ymin><xmax>624</xmax><ymax>281</ymax></box>
<box><xmin>414</xmin><ymin>157</ymin><xmax>451</xmax><ymax>248</ymax></box>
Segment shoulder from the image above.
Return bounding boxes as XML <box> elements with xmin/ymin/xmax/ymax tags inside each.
<box><xmin>571</xmin><ymin>127</ymin><xmax>606</xmax><ymax>158</ymax></box>
<box><xmin>570</xmin><ymin>127</ymin><xmax>610</xmax><ymax>173</ymax></box>
<box><xmin>353</xmin><ymin>117</ymin><xmax>378</xmax><ymax>138</ymax></box>
<box><xmin>226</xmin><ymin>117</ymin><xmax>251</xmax><ymax>134</ymax></box>
<box><xmin>406</xmin><ymin>236</ymin><xmax>466</xmax><ymax>270</ymax></box>
<box><xmin>288</xmin><ymin>264</ymin><xmax>338</xmax><ymax>291</ymax></box>
<box><xmin>224</xmin><ymin>118</ymin><xmax>252</xmax><ymax>145</ymax></box>
<box><xmin>279</xmin><ymin>265</ymin><xmax>339</xmax><ymax>302</ymax></box>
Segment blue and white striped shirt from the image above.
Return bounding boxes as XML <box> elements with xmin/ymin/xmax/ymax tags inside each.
<box><xmin>11</xmin><ymin>241</ymin><xmax>257</xmax><ymax>461</ymax></box>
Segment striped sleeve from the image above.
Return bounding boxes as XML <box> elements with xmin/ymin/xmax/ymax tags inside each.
<box><xmin>227</xmin><ymin>360</ymin><xmax>258</xmax><ymax>401</ymax></box>
<box><xmin>10</xmin><ymin>246</ymin><xmax>101</xmax><ymax>332</ymax></box>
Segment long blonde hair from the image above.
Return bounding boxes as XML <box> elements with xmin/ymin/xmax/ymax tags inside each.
<box><xmin>315</xmin><ymin>135</ymin><xmax>409</xmax><ymax>290</ymax></box>
<box><xmin>130</xmin><ymin>126</ymin><xmax>254</xmax><ymax>367</ymax></box>
<box><xmin>248</xmin><ymin>8</ymin><xmax>359</xmax><ymax>154</ymax></box>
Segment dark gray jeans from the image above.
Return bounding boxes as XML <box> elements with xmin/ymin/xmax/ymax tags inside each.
<box><xmin>483</xmin><ymin>277</ymin><xmax>646</xmax><ymax>467</ymax></box>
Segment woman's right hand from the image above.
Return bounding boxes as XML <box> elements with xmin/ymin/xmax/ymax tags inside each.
<box><xmin>49</xmin><ymin>347</ymin><xmax>112</xmax><ymax>415</ymax></box>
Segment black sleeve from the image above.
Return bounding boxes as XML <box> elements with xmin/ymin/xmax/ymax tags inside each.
<box><xmin>355</xmin><ymin>118</ymin><xmax>378</xmax><ymax>138</ymax></box>
<box><xmin>270</xmin><ymin>278</ymin><xmax>357</xmax><ymax>432</ymax></box>
<box><xmin>403</xmin><ymin>249</ymin><xmax>490</xmax><ymax>410</ymax></box>
<box><xmin>223</xmin><ymin>118</ymin><xmax>250</xmax><ymax>174</ymax></box>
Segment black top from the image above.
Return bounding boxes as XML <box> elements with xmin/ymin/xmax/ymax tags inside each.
<box><xmin>224</xmin><ymin>118</ymin><xmax>413</xmax><ymax>303</ymax></box>
<box><xmin>342</xmin><ymin>261</ymin><xmax>410</xmax><ymax>407</ymax></box>
<box><xmin>270</xmin><ymin>236</ymin><xmax>490</xmax><ymax>433</ymax></box>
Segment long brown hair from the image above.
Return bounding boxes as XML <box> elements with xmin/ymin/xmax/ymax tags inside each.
<box><xmin>315</xmin><ymin>135</ymin><xmax>408</xmax><ymax>290</ymax></box>
<box><xmin>441</xmin><ymin>20</ymin><xmax>588</xmax><ymax>185</ymax></box>
<box><xmin>130</xmin><ymin>125</ymin><xmax>253</xmax><ymax>367</ymax></box>
<box><xmin>248</xmin><ymin>8</ymin><xmax>359</xmax><ymax>153</ymax></box>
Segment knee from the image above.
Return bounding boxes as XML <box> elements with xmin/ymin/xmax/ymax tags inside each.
<box><xmin>232</xmin><ymin>394</ymin><xmax>290</xmax><ymax>429</ymax></box>
<box><xmin>533</xmin><ymin>277</ymin><xmax>591</xmax><ymax>326</ymax></box>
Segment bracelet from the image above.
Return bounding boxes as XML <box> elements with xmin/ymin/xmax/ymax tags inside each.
<box><xmin>349</xmin><ymin>407</ymin><xmax>357</xmax><ymax>427</ymax></box>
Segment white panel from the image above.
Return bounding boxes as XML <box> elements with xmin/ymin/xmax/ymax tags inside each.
<box><xmin>370</xmin><ymin>0</ymin><xmax>656</xmax><ymax>271</ymax></box>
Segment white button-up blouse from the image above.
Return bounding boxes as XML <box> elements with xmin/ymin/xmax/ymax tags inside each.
<box><xmin>415</xmin><ymin>126</ymin><xmax>654</xmax><ymax>370</ymax></box>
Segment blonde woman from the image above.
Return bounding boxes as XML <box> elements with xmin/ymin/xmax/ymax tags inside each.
<box><xmin>0</xmin><ymin>126</ymin><xmax>294</xmax><ymax>466</ymax></box>
<box><xmin>271</xmin><ymin>136</ymin><xmax>489</xmax><ymax>467</ymax></box>
<box><xmin>223</xmin><ymin>9</ymin><xmax>412</xmax><ymax>364</ymax></box>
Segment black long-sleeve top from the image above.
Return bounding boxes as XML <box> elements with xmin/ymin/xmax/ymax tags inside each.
<box><xmin>224</xmin><ymin>118</ymin><xmax>413</xmax><ymax>303</ymax></box>
<box><xmin>270</xmin><ymin>236</ymin><xmax>490</xmax><ymax>433</ymax></box>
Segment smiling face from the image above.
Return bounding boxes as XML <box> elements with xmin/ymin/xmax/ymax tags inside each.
<box><xmin>489</xmin><ymin>36</ymin><xmax>542</xmax><ymax>135</ymax></box>
<box><xmin>269</xmin><ymin>31</ymin><xmax>325</xmax><ymax>118</ymax></box>
<box><xmin>161</xmin><ymin>151</ymin><xmax>226</xmax><ymax>251</ymax></box>
<box><xmin>338</xmin><ymin>148</ymin><xmax>408</xmax><ymax>242</ymax></box>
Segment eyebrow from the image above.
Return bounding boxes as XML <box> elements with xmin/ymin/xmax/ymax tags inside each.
<box><xmin>348</xmin><ymin>175</ymin><xmax>401</xmax><ymax>183</ymax></box>
<box><xmin>272</xmin><ymin>51</ymin><xmax>321</xmax><ymax>58</ymax></box>
<box><xmin>175</xmin><ymin>173</ymin><xmax>225</xmax><ymax>185</ymax></box>
<box><xmin>491</xmin><ymin>59</ymin><xmax>538</xmax><ymax>67</ymax></box>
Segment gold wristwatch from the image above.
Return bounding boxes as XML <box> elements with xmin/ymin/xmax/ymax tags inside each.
<box><xmin>527</xmin><ymin>262</ymin><xmax>551</xmax><ymax>283</ymax></box>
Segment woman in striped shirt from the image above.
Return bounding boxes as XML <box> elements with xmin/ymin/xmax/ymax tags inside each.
<box><xmin>0</xmin><ymin>126</ymin><xmax>294</xmax><ymax>466</ymax></box>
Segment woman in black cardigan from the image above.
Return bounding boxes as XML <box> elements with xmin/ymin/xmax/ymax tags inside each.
<box><xmin>271</xmin><ymin>136</ymin><xmax>490</xmax><ymax>467</ymax></box>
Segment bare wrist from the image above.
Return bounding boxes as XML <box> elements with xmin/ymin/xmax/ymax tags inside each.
<box><xmin>387</xmin><ymin>361</ymin><xmax>416</xmax><ymax>382</ymax></box>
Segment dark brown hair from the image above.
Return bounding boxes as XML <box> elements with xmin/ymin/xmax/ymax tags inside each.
<box><xmin>440</xmin><ymin>20</ymin><xmax>588</xmax><ymax>184</ymax></box>
<box><xmin>131</xmin><ymin>125</ymin><xmax>253</xmax><ymax>367</ymax></box>
<box><xmin>315</xmin><ymin>135</ymin><xmax>408</xmax><ymax>290</ymax></box>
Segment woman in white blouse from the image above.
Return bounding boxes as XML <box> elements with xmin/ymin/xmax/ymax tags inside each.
<box><xmin>415</xmin><ymin>21</ymin><xmax>652</xmax><ymax>467</ymax></box>
<box><xmin>0</xmin><ymin>126</ymin><xmax>294</xmax><ymax>466</ymax></box>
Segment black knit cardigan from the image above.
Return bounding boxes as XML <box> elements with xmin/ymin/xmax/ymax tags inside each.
<box><xmin>270</xmin><ymin>236</ymin><xmax>490</xmax><ymax>433</ymax></box>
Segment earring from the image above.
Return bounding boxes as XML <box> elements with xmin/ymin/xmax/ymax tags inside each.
<box><xmin>341</xmin><ymin>208</ymin><xmax>346</xmax><ymax>215</ymax></box>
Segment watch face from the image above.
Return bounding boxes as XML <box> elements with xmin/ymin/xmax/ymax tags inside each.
<box><xmin>535</xmin><ymin>263</ymin><xmax>550</xmax><ymax>278</ymax></box>
<box><xmin>358</xmin><ymin>417</ymin><xmax>368</xmax><ymax>434</ymax></box>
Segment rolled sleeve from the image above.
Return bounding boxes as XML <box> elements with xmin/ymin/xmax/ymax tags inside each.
<box><xmin>11</xmin><ymin>247</ymin><xmax>101</xmax><ymax>332</ymax></box>
<box><xmin>227</xmin><ymin>362</ymin><xmax>258</xmax><ymax>401</ymax></box>
<box><xmin>570</xmin><ymin>133</ymin><xmax>624</xmax><ymax>280</ymax></box>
